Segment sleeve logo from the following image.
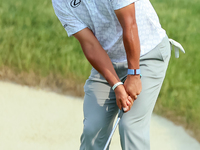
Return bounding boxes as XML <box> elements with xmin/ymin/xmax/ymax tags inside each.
<box><xmin>70</xmin><ymin>0</ymin><xmax>81</xmax><ymax>8</ymax></box>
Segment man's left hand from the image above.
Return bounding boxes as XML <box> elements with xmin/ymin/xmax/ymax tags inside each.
<box><xmin>124</xmin><ymin>75</ymin><xmax>142</xmax><ymax>102</ymax></box>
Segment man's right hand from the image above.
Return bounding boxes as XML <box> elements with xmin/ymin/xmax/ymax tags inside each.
<box><xmin>114</xmin><ymin>84</ymin><xmax>134</xmax><ymax>112</ymax></box>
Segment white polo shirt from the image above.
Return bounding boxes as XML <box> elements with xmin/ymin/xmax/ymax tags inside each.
<box><xmin>52</xmin><ymin>0</ymin><xmax>166</xmax><ymax>62</ymax></box>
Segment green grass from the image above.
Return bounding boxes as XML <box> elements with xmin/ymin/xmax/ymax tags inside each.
<box><xmin>0</xmin><ymin>0</ymin><xmax>200</xmax><ymax>140</ymax></box>
<box><xmin>0</xmin><ymin>0</ymin><xmax>91</xmax><ymax>80</ymax></box>
<box><xmin>151</xmin><ymin>0</ymin><xmax>200</xmax><ymax>137</ymax></box>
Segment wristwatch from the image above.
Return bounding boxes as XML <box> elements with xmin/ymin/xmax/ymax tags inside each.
<box><xmin>127</xmin><ymin>69</ymin><xmax>141</xmax><ymax>75</ymax></box>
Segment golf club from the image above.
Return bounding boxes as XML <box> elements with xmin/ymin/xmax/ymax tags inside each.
<box><xmin>103</xmin><ymin>109</ymin><xmax>124</xmax><ymax>150</ymax></box>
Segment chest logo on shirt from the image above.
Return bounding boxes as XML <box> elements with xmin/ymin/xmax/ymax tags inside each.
<box><xmin>70</xmin><ymin>0</ymin><xmax>81</xmax><ymax>8</ymax></box>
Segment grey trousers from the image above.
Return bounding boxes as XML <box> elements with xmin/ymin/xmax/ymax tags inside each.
<box><xmin>80</xmin><ymin>36</ymin><xmax>171</xmax><ymax>150</ymax></box>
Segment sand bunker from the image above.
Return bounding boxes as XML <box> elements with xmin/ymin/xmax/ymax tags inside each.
<box><xmin>0</xmin><ymin>81</ymin><xmax>199</xmax><ymax>150</ymax></box>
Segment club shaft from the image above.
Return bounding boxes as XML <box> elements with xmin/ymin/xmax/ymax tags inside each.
<box><xmin>103</xmin><ymin>109</ymin><xmax>124</xmax><ymax>150</ymax></box>
<box><xmin>103</xmin><ymin>118</ymin><xmax>121</xmax><ymax>150</ymax></box>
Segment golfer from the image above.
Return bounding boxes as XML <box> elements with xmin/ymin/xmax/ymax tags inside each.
<box><xmin>52</xmin><ymin>0</ymin><xmax>171</xmax><ymax>149</ymax></box>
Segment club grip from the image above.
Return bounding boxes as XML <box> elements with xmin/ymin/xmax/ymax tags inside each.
<box><xmin>118</xmin><ymin>109</ymin><xmax>124</xmax><ymax>118</ymax></box>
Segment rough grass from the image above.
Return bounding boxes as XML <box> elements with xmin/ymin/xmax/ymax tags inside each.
<box><xmin>0</xmin><ymin>0</ymin><xmax>200</xmax><ymax>141</ymax></box>
<box><xmin>151</xmin><ymin>0</ymin><xmax>200</xmax><ymax>141</ymax></box>
<box><xmin>0</xmin><ymin>0</ymin><xmax>91</xmax><ymax>81</ymax></box>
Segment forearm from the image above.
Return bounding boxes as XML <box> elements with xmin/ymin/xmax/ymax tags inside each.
<box><xmin>81</xmin><ymin>41</ymin><xmax>120</xmax><ymax>87</ymax></box>
<box><xmin>123</xmin><ymin>24</ymin><xmax>140</xmax><ymax>69</ymax></box>
<box><xmin>115</xmin><ymin>3</ymin><xmax>140</xmax><ymax>69</ymax></box>
<box><xmin>74</xmin><ymin>28</ymin><xmax>121</xmax><ymax>87</ymax></box>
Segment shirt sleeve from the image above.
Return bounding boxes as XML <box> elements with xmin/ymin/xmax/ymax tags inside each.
<box><xmin>52</xmin><ymin>0</ymin><xmax>87</xmax><ymax>37</ymax></box>
<box><xmin>111</xmin><ymin>0</ymin><xmax>139</xmax><ymax>10</ymax></box>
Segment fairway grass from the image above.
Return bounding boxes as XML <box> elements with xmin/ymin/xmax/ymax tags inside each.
<box><xmin>0</xmin><ymin>0</ymin><xmax>200</xmax><ymax>141</ymax></box>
